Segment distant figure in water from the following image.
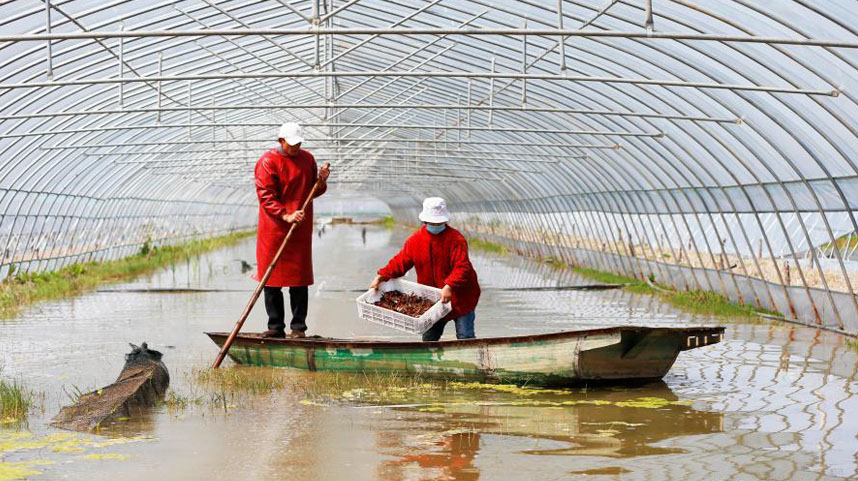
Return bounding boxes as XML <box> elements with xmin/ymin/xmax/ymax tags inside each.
<box><xmin>362</xmin><ymin>227</ymin><xmax>367</xmax><ymax>245</ymax></box>
<box><xmin>239</xmin><ymin>260</ymin><xmax>253</xmax><ymax>274</ymax></box>
<box><xmin>369</xmin><ymin>197</ymin><xmax>481</xmax><ymax>341</ymax></box>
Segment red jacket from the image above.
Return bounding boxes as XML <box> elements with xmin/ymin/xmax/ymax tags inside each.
<box><xmin>378</xmin><ymin>226</ymin><xmax>480</xmax><ymax>319</ymax></box>
<box><xmin>254</xmin><ymin>147</ymin><xmax>326</xmax><ymax>287</ymax></box>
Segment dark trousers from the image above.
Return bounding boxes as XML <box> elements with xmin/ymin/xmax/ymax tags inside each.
<box><xmin>264</xmin><ymin>286</ymin><xmax>308</xmax><ymax>332</ymax></box>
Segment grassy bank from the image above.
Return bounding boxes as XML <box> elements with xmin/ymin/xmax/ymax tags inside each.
<box><xmin>368</xmin><ymin>215</ymin><xmax>397</xmax><ymax>229</ymax></box>
<box><xmin>0</xmin><ymin>230</ymin><xmax>254</xmax><ymax>318</ymax></box>
<box><xmin>467</xmin><ymin>235</ymin><xmax>775</xmax><ymax>319</ymax></box>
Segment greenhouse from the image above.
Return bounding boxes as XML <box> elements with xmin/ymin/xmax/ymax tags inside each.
<box><xmin>1</xmin><ymin>1</ymin><xmax>858</xmax><ymax>480</ymax></box>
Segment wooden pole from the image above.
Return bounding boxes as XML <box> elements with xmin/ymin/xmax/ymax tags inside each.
<box><xmin>212</xmin><ymin>163</ymin><xmax>329</xmax><ymax>368</ymax></box>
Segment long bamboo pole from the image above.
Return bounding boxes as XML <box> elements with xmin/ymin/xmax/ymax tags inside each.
<box><xmin>212</xmin><ymin>162</ymin><xmax>329</xmax><ymax>368</ymax></box>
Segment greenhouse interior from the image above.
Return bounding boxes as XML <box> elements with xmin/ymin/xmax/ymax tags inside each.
<box><xmin>1</xmin><ymin>1</ymin><xmax>858</xmax><ymax>481</ymax></box>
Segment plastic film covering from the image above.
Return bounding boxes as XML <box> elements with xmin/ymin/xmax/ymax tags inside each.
<box><xmin>1</xmin><ymin>1</ymin><xmax>858</xmax><ymax>333</ymax></box>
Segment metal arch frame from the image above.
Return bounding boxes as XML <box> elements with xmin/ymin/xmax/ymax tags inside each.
<box><xmin>2</xmin><ymin>1</ymin><xmax>858</xmax><ymax>333</ymax></box>
<box><xmin>608</xmin><ymin>1</ymin><xmax>855</xmax><ymax>326</ymax></box>
<box><xmin>442</xmin><ymin>0</ymin><xmax>856</xmax><ymax>326</ymax></box>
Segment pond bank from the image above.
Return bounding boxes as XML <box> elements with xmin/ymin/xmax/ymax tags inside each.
<box><xmin>0</xmin><ymin>230</ymin><xmax>254</xmax><ymax>318</ymax></box>
<box><xmin>466</xmin><ymin>234</ymin><xmax>779</xmax><ymax>320</ymax></box>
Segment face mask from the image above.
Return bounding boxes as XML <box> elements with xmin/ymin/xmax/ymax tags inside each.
<box><xmin>426</xmin><ymin>224</ymin><xmax>446</xmax><ymax>235</ymax></box>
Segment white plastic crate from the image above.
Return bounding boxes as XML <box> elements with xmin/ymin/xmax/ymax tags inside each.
<box><xmin>355</xmin><ymin>278</ymin><xmax>452</xmax><ymax>334</ymax></box>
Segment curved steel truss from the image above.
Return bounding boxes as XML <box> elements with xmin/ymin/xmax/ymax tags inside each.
<box><xmin>2</xmin><ymin>1</ymin><xmax>858</xmax><ymax>332</ymax></box>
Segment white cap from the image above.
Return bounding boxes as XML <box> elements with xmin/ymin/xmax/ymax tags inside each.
<box><xmin>277</xmin><ymin>122</ymin><xmax>304</xmax><ymax>146</ymax></box>
<box><xmin>418</xmin><ymin>197</ymin><xmax>450</xmax><ymax>223</ymax></box>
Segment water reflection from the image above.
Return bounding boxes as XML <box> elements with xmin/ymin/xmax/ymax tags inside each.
<box><xmin>370</xmin><ymin>381</ymin><xmax>721</xmax><ymax>481</ymax></box>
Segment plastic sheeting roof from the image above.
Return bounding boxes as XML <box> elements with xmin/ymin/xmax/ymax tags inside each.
<box><xmin>2</xmin><ymin>1</ymin><xmax>858</xmax><ymax>329</ymax></box>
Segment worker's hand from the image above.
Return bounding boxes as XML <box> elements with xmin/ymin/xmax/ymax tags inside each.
<box><xmin>319</xmin><ymin>162</ymin><xmax>331</xmax><ymax>182</ymax></box>
<box><xmin>441</xmin><ymin>285</ymin><xmax>452</xmax><ymax>303</ymax></box>
<box><xmin>282</xmin><ymin>210</ymin><xmax>305</xmax><ymax>224</ymax></box>
<box><xmin>370</xmin><ymin>275</ymin><xmax>386</xmax><ymax>290</ymax></box>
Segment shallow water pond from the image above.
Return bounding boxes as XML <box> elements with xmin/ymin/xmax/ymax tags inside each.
<box><xmin>1</xmin><ymin>224</ymin><xmax>857</xmax><ymax>480</ymax></box>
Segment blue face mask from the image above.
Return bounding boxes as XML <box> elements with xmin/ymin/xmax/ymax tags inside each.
<box><xmin>426</xmin><ymin>224</ymin><xmax>447</xmax><ymax>235</ymax></box>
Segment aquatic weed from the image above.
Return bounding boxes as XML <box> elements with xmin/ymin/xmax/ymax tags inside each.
<box><xmin>161</xmin><ymin>390</ymin><xmax>203</xmax><ymax>413</ymax></box>
<box><xmin>193</xmin><ymin>366</ymin><xmax>286</xmax><ymax>394</ymax></box>
<box><xmin>290</xmin><ymin>371</ymin><xmax>449</xmax><ymax>404</ymax></box>
<box><xmin>0</xmin><ymin>373</ymin><xmax>33</xmax><ymax>422</ymax></box>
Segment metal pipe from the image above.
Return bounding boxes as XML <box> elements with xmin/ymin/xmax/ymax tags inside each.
<box><xmin>40</xmin><ymin>138</ymin><xmax>620</xmax><ymax>150</ymax></box>
<box><xmin>44</xmin><ymin>0</ymin><xmax>52</xmax><ymax>79</ymax></box>
<box><xmin>156</xmin><ymin>52</ymin><xmax>163</xmax><ymax>123</ymax></box>
<box><xmin>271</xmin><ymin>0</ymin><xmax>313</xmax><ymax>24</ymax></box>
<box><xmin>644</xmin><ymin>0</ymin><xmax>654</xmax><ymax>33</ymax></box>
<box><xmin>488</xmin><ymin>57</ymin><xmax>495</xmax><ymax>126</ymax></box>
<box><xmin>318</xmin><ymin>0</ymin><xmax>361</xmax><ymax>23</ymax></box>
<box><xmin>118</xmin><ymin>22</ymin><xmax>124</xmax><ymax>109</ymax></box>
<box><xmin>0</xmin><ymin>71</ymin><xmax>833</xmax><ymax>95</ymax></box>
<box><xmin>521</xmin><ymin>20</ymin><xmax>527</xmax><ymax>106</ymax></box>
<box><xmin>557</xmin><ymin>0</ymin><xmax>566</xmax><ymax>71</ymax></box>
<box><xmin>466</xmin><ymin>79</ymin><xmax>472</xmax><ymax>138</ymax></box>
<box><xmin>0</xmin><ymin>103</ymin><xmax>733</xmax><ymax>122</ymax></box>
<box><xmin>85</xmin><ymin>146</ymin><xmax>586</xmax><ymax>160</ymax></box>
<box><xmin>6</xmin><ymin>28</ymin><xmax>858</xmax><ymax>48</ymax></box>
<box><xmin>186</xmin><ymin>81</ymin><xmax>192</xmax><ymax>139</ymax></box>
<box><xmin>1</xmin><ymin>122</ymin><xmax>660</xmax><ymax>139</ymax></box>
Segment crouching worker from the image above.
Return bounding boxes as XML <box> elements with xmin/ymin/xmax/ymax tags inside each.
<box><xmin>370</xmin><ymin>198</ymin><xmax>481</xmax><ymax>341</ymax></box>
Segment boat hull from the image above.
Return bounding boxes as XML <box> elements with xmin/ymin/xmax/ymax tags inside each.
<box><xmin>206</xmin><ymin>326</ymin><xmax>723</xmax><ymax>385</ymax></box>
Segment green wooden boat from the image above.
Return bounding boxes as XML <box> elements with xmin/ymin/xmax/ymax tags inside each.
<box><xmin>207</xmin><ymin>326</ymin><xmax>724</xmax><ymax>385</ymax></box>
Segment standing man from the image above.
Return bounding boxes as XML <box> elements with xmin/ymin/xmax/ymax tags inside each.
<box><xmin>370</xmin><ymin>198</ymin><xmax>481</xmax><ymax>341</ymax></box>
<box><xmin>255</xmin><ymin>122</ymin><xmax>330</xmax><ymax>338</ymax></box>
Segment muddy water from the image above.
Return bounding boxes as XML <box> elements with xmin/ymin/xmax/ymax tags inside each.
<box><xmin>1</xmin><ymin>224</ymin><xmax>857</xmax><ymax>481</ymax></box>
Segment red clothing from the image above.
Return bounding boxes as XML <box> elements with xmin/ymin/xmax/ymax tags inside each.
<box><xmin>378</xmin><ymin>226</ymin><xmax>480</xmax><ymax>319</ymax></box>
<box><xmin>254</xmin><ymin>147</ymin><xmax>326</xmax><ymax>287</ymax></box>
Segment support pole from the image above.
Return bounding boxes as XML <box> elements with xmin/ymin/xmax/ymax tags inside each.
<box><xmin>489</xmin><ymin>57</ymin><xmax>495</xmax><ymax>127</ymax></box>
<box><xmin>313</xmin><ymin>0</ymin><xmax>320</xmax><ymax>69</ymax></box>
<box><xmin>156</xmin><ymin>52</ymin><xmax>163</xmax><ymax>124</ymax></box>
<box><xmin>45</xmin><ymin>0</ymin><xmax>53</xmax><ymax>79</ymax></box>
<box><xmin>457</xmin><ymin>94</ymin><xmax>462</xmax><ymax>149</ymax></box>
<box><xmin>211</xmin><ymin>96</ymin><xmax>216</xmax><ymax>146</ymax></box>
<box><xmin>521</xmin><ymin>20</ymin><xmax>527</xmax><ymax>106</ymax></box>
<box><xmin>466</xmin><ymin>79</ymin><xmax>472</xmax><ymax>138</ymax></box>
<box><xmin>118</xmin><ymin>22</ymin><xmax>125</xmax><ymax>108</ymax></box>
<box><xmin>644</xmin><ymin>0</ymin><xmax>654</xmax><ymax>33</ymax></box>
<box><xmin>557</xmin><ymin>0</ymin><xmax>566</xmax><ymax>71</ymax></box>
<box><xmin>187</xmin><ymin>81</ymin><xmax>192</xmax><ymax>139</ymax></box>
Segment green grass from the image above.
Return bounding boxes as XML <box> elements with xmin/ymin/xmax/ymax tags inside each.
<box><xmin>574</xmin><ymin>265</ymin><xmax>778</xmax><ymax>319</ymax></box>
<box><xmin>847</xmin><ymin>338</ymin><xmax>858</xmax><ymax>353</ymax></box>
<box><xmin>375</xmin><ymin>215</ymin><xmax>397</xmax><ymax>229</ymax></box>
<box><xmin>820</xmin><ymin>233</ymin><xmax>858</xmax><ymax>252</ymax></box>
<box><xmin>0</xmin><ymin>375</ymin><xmax>33</xmax><ymax>422</ymax></box>
<box><xmin>571</xmin><ymin>266</ymin><xmax>640</xmax><ymax>286</ymax></box>
<box><xmin>0</xmin><ymin>230</ymin><xmax>254</xmax><ymax>318</ymax></box>
<box><xmin>468</xmin><ymin>238</ymin><xmax>509</xmax><ymax>255</ymax></box>
<box><xmin>659</xmin><ymin>289</ymin><xmax>767</xmax><ymax>318</ymax></box>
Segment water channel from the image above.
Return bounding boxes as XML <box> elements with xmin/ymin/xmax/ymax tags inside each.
<box><xmin>1</xmin><ymin>224</ymin><xmax>857</xmax><ymax>480</ymax></box>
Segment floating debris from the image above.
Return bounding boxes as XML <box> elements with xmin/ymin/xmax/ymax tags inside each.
<box><xmin>51</xmin><ymin>343</ymin><xmax>169</xmax><ymax>432</ymax></box>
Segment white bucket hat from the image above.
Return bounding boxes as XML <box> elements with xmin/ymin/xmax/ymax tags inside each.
<box><xmin>277</xmin><ymin>122</ymin><xmax>304</xmax><ymax>146</ymax></box>
<box><xmin>418</xmin><ymin>197</ymin><xmax>450</xmax><ymax>223</ymax></box>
